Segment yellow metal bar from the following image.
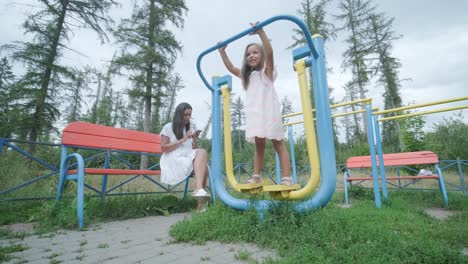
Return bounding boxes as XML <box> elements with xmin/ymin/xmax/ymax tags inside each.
<box><xmin>378</xmin><ymin>105</ymin><xmax>468</xmax><ymax>122</ymax></box>
<box><xmin>221</xmin><ymin>85</ymin><xmax>241</xmax><ymax>192</ymax></box>
<box><xmin>331</xmin><ymin>98</ymin><xmax>372</xmax><ymax>109</ymax></box>
<box><xmin>374</xmin><ymin>96</ymin><xmax>468</xmax><ymax>115</ymax></box>
<box><xmin>283</xmin><ymin>120</ymin><xmax>304</xmax><ymax>127</ymax></box>
<box><xmin>283</xmin><ymin>108</ymin><xmax>379</xmax><ymax>127</ymax></box>
<box><xmin>282</xmin><ymin>98</ymin><xmax>374</xmax><ymax>119</ymax></box>
<box><xmin>284</xmin><ymin>59</ymin><xmax>321</xmax><ymax>200</ymax></box>
<box><xmin>332</xmin><ymin>108</ymin><xmax>372</xmax><ymax>118</ymax></box>
<box><xmin>282</xmin><ymin>112</ymin><xmax>304</xmax><ymax>118</ymax></box>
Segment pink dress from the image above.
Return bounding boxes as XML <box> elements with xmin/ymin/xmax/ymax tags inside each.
<box><xmin>244</xmin><ymin>67</ymin><xmax>284</xmax><ymax>143</ymax></box>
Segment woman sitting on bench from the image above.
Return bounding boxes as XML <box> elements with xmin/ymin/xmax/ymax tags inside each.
<box><xmin>160</xmin><ymin>102</ymin><xmax>210</xmax><ymax>211</ymax></box>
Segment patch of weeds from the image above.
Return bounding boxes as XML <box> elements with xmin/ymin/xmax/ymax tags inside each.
<box><xmin>14</xmin><ymin>257</ymin><xmax>28</xmax><ymax>264</ymax></box>
<box><xmin>79</xmin><ymin>240</ymin><xmax>87</xmax><ymax>246</ymax></box>
<box><xmin>121</xmin><ymin>240</ymin><xmax>131</xmax><ymax>244</ymax></box>
<box><xmin>200</xmin><ymin>256</ymin><xmax>210</xmax><ymax>261</ymax></box>
<box><xmin>348</xmin><ymin>185</ymin><xmax>374</xmax><ymax>200</ymax></box>
<box><xmin>235</xmin><ymin>249</ymin><xmax>252</xmax><ymax>261</ymax></box>
<box><xmin>75</xmin><ymin>254</ymin><xmax>86</xmax><ymax>261</ymax></box>
<box><xmin>165</xmin><ymin>239</ymin><xmax>177</xmax><ymax>245</ymax></box>
<box><xmin>38</xmin><ymin>233</ymin><xmax>55</xmax><ymax>239</ymax></box>
<box><xmin>49</xmin><ymin>259</ymin><xmax>62</xmax><ymax>264</ymax></box>
<box><xmin>97</xmin><ymin>243</ymin><xmax>109</xmax><ymax>248</ymax></box>
<box><xmin>159</xmin><ymin>251</ymin><xmax>164</xmax><ymax>255</ymax></box>
<box><xmin>46</xmin><ymin>252</ymin><xmax>61</xmax><ymax>259</ymax></box>
<box><xmin>0</xmin><ymin>244</ymin><xmax>29</xmax><ymax>262</ymax></box>
<box><xmin>72</xmin><ymin>248</ymin><xmax>84</xmax><ymax>254</ymax></box>
<box><xmin>43</xmin><ymin>248</ymin><xmax>52</xmax><ymax>252</ymax></box>
<box><xmin>0</xmin><ymin>229</ymin><xmax>27</xmax><ymax>240</ymax></box>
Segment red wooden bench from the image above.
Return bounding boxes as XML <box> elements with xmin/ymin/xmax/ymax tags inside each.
<box><xmin>343</xmin><ymin>151</ymin><xmax>448</xmax><ymax>206</ymax></box>
<box><xmin>55</xmin><ymin>121</ymin><xmax>193</xmax><ymax>228</ymax></box>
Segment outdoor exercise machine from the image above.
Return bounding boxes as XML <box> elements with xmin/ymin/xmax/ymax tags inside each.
<box><xmin>197</xmin><ymin>15</ymin><xmax>336</xmax><ymax>214</ymax></box>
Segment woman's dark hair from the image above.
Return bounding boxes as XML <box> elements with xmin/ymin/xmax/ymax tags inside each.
<box><xmin>172</xmin><ymin>102</ymin><xmax>192</xmax><ymax>140</ymax></box>
<box><xmin>241</xmin><ymin>43</ymin><xmax>264</xmax><ymax>89</ymax></box>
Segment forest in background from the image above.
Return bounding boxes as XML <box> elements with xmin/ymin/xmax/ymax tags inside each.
<box><xmin>0</xmin><ymin>0</ymin><xmax>467</xmax><ymax>167</ymax></box>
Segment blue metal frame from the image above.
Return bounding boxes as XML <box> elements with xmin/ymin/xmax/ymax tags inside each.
<box><xmin>55</xmin><ymin>144</ymin><xmax>196</xmax><ymax>228</ymax></box>
<box><xmin>0</xmin><ymin>138</ymin><xmax>60</xmax><ymax>197</ymax></box>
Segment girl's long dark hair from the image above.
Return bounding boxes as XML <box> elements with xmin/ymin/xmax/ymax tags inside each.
<box><xmin>172</xmin><ymin>102</ymin><xmax>192</xmax><ymax>140</ymax></box>
<box><xmin>241</xmin><ymin>43</ymin><xmax>265</xmax><ymax>89</ymax></box>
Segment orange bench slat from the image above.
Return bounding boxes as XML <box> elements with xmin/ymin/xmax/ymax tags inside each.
<box><xmin>62</xmin><ymin>121</ymin><xmax>161</xmax><ymax>153</ymax></box>
<box><xmin>346</xmin><ymin>151</ymin><xmax>438</xmax><ymax>168</ymax></box>
<box><xmin>346</xmin><ymin>175</ymin><xmax>439</xmax><ymax>181</ymax></box>
<box><xmin>63</xmin><ymin>122</ymin><xmax>161</xmax><ymax>143</ymax></box>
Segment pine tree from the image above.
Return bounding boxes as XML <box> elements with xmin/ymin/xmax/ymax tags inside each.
<box><xmin>368</xmin><ymin>12</ymin><xmax>403</xmax><ymax>152</ymax></box>
<box><xmin>3</xmin><ymin>0</ymin><xmax>116</xmax><ymax>150</ymax></box>
<box><xmin>0</xmin><ymin>57</ymin><xmax>16</xmax><ymax>138</ymax></box>
<box><xmin>63</xmin><ymin>68</ymin><xmax>92</xmax><ymax>124</ymax></box>
<box><xmin>290</xmin><ymin>0</ymin><xmax>336</xmax><ymax>111</ymax></box>
<box><xmin>112</xmin><ymin>0</ymin><xmax>187</xmax><ymax>169</ymax></box>
<box><xmin>231</xmin><ymin>96</ymin><xmax>245</xmax><ymax>152</ymax></box>
<box><xmin>112</xmin><ymin>0</ymin><xmax>187</xmax><ymax>132</ymax></box>
<box><xmin>337</xmin><ymin>0</ymin><xmax>376</xmax><ymax>138</ymax></box>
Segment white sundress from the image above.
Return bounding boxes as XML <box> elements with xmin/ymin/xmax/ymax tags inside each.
<box><xmin>244</xmin><ymin>67</ymin><xmax>284</xmax><ymax>143</ymax></box>
<box><xmin>160</xmin><ymin>123</ymin><xmax>198</xmax><ymax>185</ymax></box>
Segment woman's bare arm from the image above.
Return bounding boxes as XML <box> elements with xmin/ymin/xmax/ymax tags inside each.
<box><xmin>161</xmin><ymin>133</ymin><xmax>191</xmax><ymax>153</ymax></box>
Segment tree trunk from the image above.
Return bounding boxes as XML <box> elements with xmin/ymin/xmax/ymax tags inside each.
<box><xmin>140</xmin><ymin>0</ymin><xmax>156</xmax><ymax>170</ymax></box>
<box><xmin>28</xmin><ymin>0</ymin><xmax>69</xmax><ymax>152</ymax></box>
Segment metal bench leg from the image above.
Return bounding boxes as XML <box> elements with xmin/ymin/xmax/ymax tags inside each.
<box><xmin>77</xmin><ymin>170</ymin><xmax>85</xmax><ymax>229</ymax></box>
<box><xmin>56</xmin><ymin>146</ymin><xmax>68</xmax><ymax>201</ymax></box>
<box><xmin>344</xmin><ymin>170</ymin><xmax>349</xmax><ymax>206</ymax></box>
<box><xmin>435</xmin><ymin>165</ymin><xmax>449</xmax><ymax>206</ymax></box>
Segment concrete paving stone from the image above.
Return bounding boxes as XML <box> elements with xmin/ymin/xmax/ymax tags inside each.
<box><xmin>2</xmin><ymin>213</ymin><xmax>278</xmax><ymax>264</ymax></box>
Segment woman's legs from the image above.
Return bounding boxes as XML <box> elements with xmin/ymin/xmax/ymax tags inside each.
<box><xmin>254</xmin><ymin>137</ymin><xmax>266</xmax><ymax>175</ymax></box>
<box><xmin>192</xmin><ymin>148</ymin><xmax>209</xmax><ymax>211</ymax></box>
<box><xmin>193</xmin><ymin>149</ymin><xmax>208</xmax><ymax>192</ymax></box>
<box><xmin>272</xmin><ymin>139</ymin><xmax>291</xmax><ymax>177</ymax></box>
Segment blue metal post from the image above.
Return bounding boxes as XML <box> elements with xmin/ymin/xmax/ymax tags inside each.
<box><xmin>56</xmin><ymin>146</ymin><xmax>68</xmax><ymax>200</ymax></box>
<box><xmin>435</xmin><ymin>164</ymin><xmax>449</xmax><ymax>206</ymax></box>
<box><xmin>365</xmin><ymin>104</ymin><xmax>381</xmax><ymax>208</ymax></box>
<box><xmin>0</xmin><ymin>138</ymin><xmax>5</xmax><ymax>156</ymax></box>
<box><xmin>288</xmin><ymin>126</ymin><xmax>298</xmax><ymax>183</ymax></box>
<box><xmin>373</xmin><ymin>115</ymin><xmax>388</xmax><ymax>202</ymax></box>
<box><xmin>101</xmin><ymin>150</ymin><xmax>110</xmax><ymax>199</ymax></box>
<box><xmin>456</xmin><ymin>158</ymin><xmax>465</xmax><ymax>194</ymax></box>
<box><xmin>275</xmin><ymin>152</ymin><xmax>281</xmax><ymax>183</ymax></box>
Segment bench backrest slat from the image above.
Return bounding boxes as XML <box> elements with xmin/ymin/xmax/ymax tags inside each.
<box><xmin>346</xmin><ymin>151</ymin><xmax>438</xmax><ymax>168</ymax></box>
<box><xmin>62</xmin><ymin>122</ymin><xmax>161</xmax><ymax>153</ymax></box>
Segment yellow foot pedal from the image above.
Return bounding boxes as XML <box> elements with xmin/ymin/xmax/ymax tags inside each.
<box><xmin>238</xmin><ymin>183</ymin><xmax>263</xmax><ymax>195</ymax></box>
<box><xmin>263</xmin><ymin>184</ymin><xmax>301</xmax><ymax>199</ymax></box>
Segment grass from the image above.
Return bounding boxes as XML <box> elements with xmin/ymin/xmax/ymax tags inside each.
<box><xmin>170</xmin><ymin>190</ymin><xmax>468</xmax><ymax>263</ymax></box>
<box><xmin>0</xmin><ymin>194</ymin><xmax>197</xmax><ymax>233</ymax></box>
<box><xmin>0</xmin><ymin>244</ymin><xmax>29</xmax><ymax>263</ymax></box>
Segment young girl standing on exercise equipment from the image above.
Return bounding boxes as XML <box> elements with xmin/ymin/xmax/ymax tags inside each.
<box><xmin>218</xmin><ymin>22</ymin><xmax>293</xmax><ymax>186</ymax></box>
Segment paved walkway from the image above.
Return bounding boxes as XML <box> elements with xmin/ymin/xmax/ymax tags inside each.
<box><xmin>1</xmin><ymin>213</ymin><xmax>278</xmax><ymax>264</ymax></box>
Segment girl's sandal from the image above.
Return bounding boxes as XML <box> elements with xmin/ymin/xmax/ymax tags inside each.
<box><xmin>280</xmin><ymin>176</ymin><xmax>294</xmax><ymax>186</ymax></box>
<box><xmin>245</xmin><ymin>174</ymin><xmax>262</xmax><ymax>184</ymax></box>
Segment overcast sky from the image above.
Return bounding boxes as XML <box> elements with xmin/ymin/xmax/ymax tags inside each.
<box><xmin>2</xmin><ymin>0</ymin><xmax>467</xmax><ymax>139</ymax></box>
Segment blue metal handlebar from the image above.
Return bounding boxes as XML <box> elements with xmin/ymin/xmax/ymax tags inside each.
<box><xmin>196</xmin><ymin>14</ymin><xmax>319</xmax><ymax>92</ymax></box>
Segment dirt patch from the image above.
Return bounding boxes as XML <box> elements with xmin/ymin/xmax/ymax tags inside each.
<box><xmin>424</xmin><ymin>208</ymin><xmax>459</xmax><ymax>221</ymax></box>
<box><xmin>0</xmin><ymin>223</ymin><xmax>36</xmax><ymax>234</ymax></box>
